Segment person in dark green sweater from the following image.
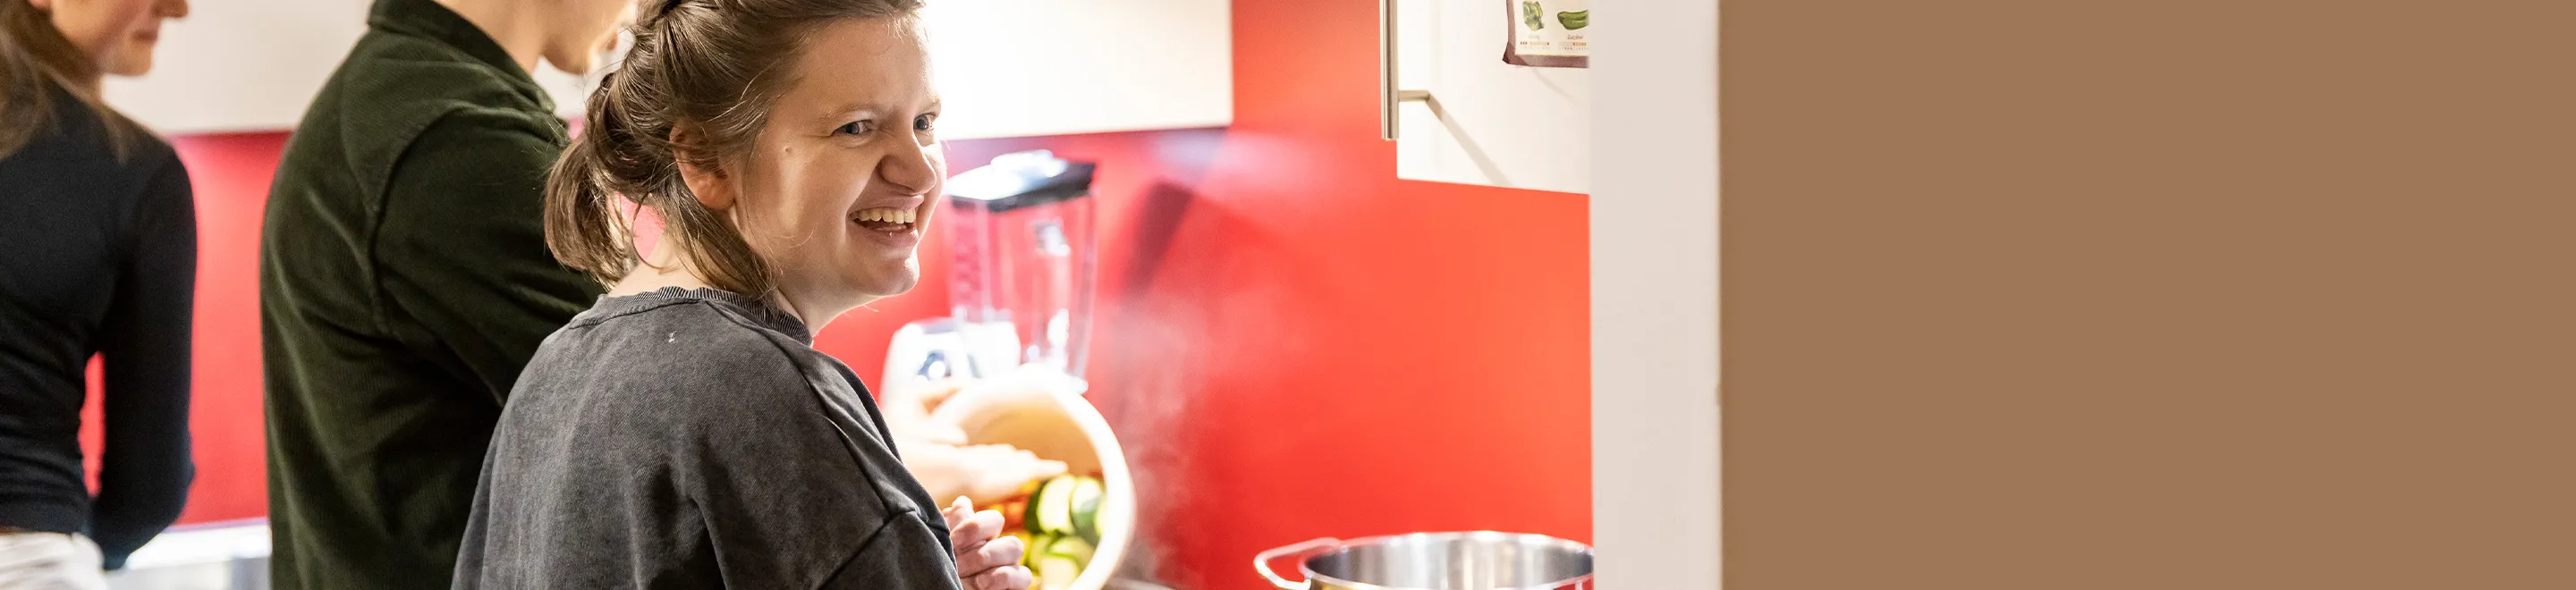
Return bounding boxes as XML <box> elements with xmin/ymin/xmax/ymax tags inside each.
<box><xmin>257</xmin><ymin>0</ymin><xmax>630</xmax><ymax>587</ymax></box>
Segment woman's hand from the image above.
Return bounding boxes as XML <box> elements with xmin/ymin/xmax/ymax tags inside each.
<box><xmin>885</xmin><ymin>378</ymin><xmax>1070</xmax><ymax>505</ymax></box>
<box><xmin>942</xmin><ymin>497</ymin><xmax>1034</xmax><ymax>590</ymax></box>
<box><xmin>883</xmin><ymin>379</ymin><xmax>970</xmax><ymax>448</ymax></box>
<box><xmin>907</xmin><ymin>443</ymin><xmax>1069</xmax><ymax>507</ymax></box>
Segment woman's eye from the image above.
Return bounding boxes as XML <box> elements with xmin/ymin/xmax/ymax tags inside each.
<box><xmin>835</xmin><ymin>121</ymin><xmax>874</xmax><ymax>136</ymax></box>
<box><xmin>913</xmin><ymin>114</ymin><xmax>937</xmax><ymax>131</ymax></box>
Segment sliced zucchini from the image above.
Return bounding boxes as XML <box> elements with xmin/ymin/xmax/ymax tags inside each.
<box><xmin>1030</xmin><ymin>475</ymin><xmax>1078</xmax><ymax>535</ymax></box>
<box><xmin>1034</xmin><ymin>553</ymin><xmax>1080</xmax><ymax>590</ymax></box>
<box><xmin>1069</xmin><ymin>476</ymin><xmax>1105</xmax><ymax>544</ymax></box>
<box><xmin>1045</xmin><ymin>535</ymin><xmax>1095</xmax><ymax>566</ymax></box>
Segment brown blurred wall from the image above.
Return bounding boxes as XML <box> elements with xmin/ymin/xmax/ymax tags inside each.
<box><xmin>1722</xmin><ymin>2</ymin><xmax>2575</xmax><ymax>588</ymax></box>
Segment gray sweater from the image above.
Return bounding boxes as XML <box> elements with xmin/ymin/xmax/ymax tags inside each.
<box><xmin>453</xmin><ymin>287</ymin><xmax>960</xmax><ymax>589</ymax></box>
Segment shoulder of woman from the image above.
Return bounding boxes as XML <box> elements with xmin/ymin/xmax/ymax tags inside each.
<box><xmin>561</xmin><ymin>297</ymin><xmax>826</xmax><ymax>409</ymax></box>
<box><xmin>127</xmin><ymin>129</ymin><xmax>184</xmax><ymax>182</ymax></box>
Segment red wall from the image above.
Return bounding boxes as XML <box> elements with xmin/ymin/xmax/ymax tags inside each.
<box><xmin>78</xmin><ymin>132</ymin><xmax>285</xmax><ymax>526</ymax></box>
<box><xmin>105</xmin><ymin>0</ymin><xmax>1589</xmax><ymax>585</ymax></box>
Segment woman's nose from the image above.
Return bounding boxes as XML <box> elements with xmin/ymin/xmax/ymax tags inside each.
<box><xmin>159</xmin><ymin>0</ymin><xmax>190</xmax><ymax>19</ymax></box>
<box><xmin>878</xmin><ymin>138</ymin><xmax>940</xmax><ymax>196</ymax></box>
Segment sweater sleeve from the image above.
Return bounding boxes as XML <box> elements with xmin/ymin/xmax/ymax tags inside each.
<box><xmin>681</xmin><ymin>341</ymin><xmax>960</xmax><ymax>589</ymax></box>
<box><xmin>375</xmin><ymin>108</ymin><xmax>606</xmax><ymax>404</ymax></box>
<box><xmin>89</xmin><ymin>154</ymin><xmax>199</xmax><ymax>569</ymax></box>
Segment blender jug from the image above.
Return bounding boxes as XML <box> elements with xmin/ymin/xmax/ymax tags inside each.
<box><xmin>940</xmin><ymin>150</ymin><xmax>1098</xmax><ymax>382</ymax></box>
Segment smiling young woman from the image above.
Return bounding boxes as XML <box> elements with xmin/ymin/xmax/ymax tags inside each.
<box><xmin>452</xmin><ymin>1</ymin><xmax>1032</xmax><ymax>588</ymax></box>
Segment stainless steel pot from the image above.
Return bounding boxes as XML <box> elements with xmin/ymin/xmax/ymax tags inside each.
<box><xmin>1253</xmin><ymin>532</ymin><xmax>1594</xmax><ymax>590</ymax></box>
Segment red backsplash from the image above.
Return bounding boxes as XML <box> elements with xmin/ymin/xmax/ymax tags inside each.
<box><xmin>103</xmin><ymin>0</ymin><xmax>1589</xmax><ymax>586</ymax></box>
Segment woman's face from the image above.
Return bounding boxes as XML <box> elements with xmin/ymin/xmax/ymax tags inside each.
<box><xmin>724</xmin><ymin>15</ymin><xmax>944</xmax><ymax>320</ymax></box>
<box><xmin>33</xmin><ymin>0</ymin><xmax>187</xmax><ymax>77</ymax></box>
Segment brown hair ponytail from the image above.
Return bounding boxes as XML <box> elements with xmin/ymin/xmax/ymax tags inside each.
<box><xmin>542</xmin><ymin>0</ymin><xmax>922</xmax><ymax>297</ymax></box>
<box><xmin>0</xmin><ymin>0</ymin><xmax>140</xmax><ymax>160</ymax></box>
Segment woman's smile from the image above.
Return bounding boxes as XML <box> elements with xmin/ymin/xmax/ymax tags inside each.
<box><xmin>850</xmin><ymin>204</ymin><xmax>928</xmax><ymax>249</ymax></box>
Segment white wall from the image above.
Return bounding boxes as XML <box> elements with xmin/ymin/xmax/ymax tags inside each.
<box><xmin>1591</xmin><ymin>0</ymin><xmax>1719</xmax><ymax>587</ymax></box>
<box><xmin>97</xmin><ymin>0</ymin><xmax>353</xmax><ymax>132</ymax></box>
<box><xmin>102</xmin><ymin>0</ymin><xmax>1231</xmax><ymax>140</ymax></box>
<box><xmin>100</xmin><ymin>0</ymin><xmax>595</xmax><ymax>132</ymax></box>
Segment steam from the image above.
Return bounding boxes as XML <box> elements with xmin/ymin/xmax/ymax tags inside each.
<box><xmin>1095</xmin><ymin>305</ymin><xmax>1196</xmax><ymax>587</ymax></box>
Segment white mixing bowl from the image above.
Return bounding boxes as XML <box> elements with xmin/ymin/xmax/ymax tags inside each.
<box><xmin>927</xmin><ymin>369</ymin><xmax>1136</xmax><ymax>590</ymax></box>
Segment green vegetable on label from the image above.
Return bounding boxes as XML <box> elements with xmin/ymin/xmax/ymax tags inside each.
<box><xmin>1557</xmin><ymin>10</ymin><xmax>1589</xmax><ymax>30</ymax></box>
<box><xmin>1521</xmin><ymin>1</ymin><xmax>1546</xmax><ymax>30</ymax></box>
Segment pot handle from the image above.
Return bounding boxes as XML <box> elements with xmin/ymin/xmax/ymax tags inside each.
<box><xmin>1253</xmin><ymin>537</ymin><xmax>1341</xmax><ymax>590</ymax></box>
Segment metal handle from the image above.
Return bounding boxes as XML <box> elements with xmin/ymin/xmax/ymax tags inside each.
<box><xmin>1380</xmin><ymin>0</ymin><xmax>1437</xmax><ymax>141</ymax></box>
<box><xmin>1380</xmin><ymin>0</ymin><xmax>1399</xmax><ymax>139</ymax></box>
<box><xmin>1253</xmin><ymin>537</ymin><xmax>1341</xmax><ymax>590</ymax></box>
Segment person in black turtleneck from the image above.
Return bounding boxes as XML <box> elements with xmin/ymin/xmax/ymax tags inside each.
<box><xmin>0</xmin><ymin>0</ymin><xmax>197</xmax><ymax>585</ymax></box>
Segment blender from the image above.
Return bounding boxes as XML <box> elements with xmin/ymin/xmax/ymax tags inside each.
<box><xmin>882</xmin><ymin>151</ymin><xmax>1146</xmax><ymax>590</ymax></box>
<box><xmin>883</xmin><ymin>149</ymin><xmax>1097</xmax><ymax>394</ymax></box>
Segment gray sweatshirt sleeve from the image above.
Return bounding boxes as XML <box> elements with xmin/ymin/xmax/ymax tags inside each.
<box><xmin>677</xmin><ymin>333</ymin><xmax>962</xmax><ymax>589</ymax></box>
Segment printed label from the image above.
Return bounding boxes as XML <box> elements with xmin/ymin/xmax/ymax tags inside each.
<box><xmin>1513</xmin><ymin>0</ymin><xmax>1589</xmax><ymax>59</ymax></box>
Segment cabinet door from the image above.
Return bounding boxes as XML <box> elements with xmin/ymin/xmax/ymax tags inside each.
<box><xmin>1390</xmin><ymin>0</ymin><xmax>1590</xmax><ymax>194</ymax></box>
<box><xmin>920</xmin><ymin>0</ymin><xmax>1233</xmax><ymax>140</ymax></box>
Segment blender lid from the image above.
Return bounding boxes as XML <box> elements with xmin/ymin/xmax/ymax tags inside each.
<box><xmin>946</xmin><ymin>149</ymin><xmax>1097</xmax><ymax>212</ymax></box>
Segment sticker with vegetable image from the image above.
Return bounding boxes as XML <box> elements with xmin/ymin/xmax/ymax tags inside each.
<box><xmin>1557</xmin><ymin>10</ymin><xmax>1589</xmax><ymax>30</ymax></box>
<box><xmin>1504</xmin><ymin>0</ymin><xmax>1586</xmax><ymax>67</ymax></box>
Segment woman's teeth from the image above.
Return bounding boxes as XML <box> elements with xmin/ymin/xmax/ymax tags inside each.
<box><xmin>853</xmin><ymin>207</ymin><xmax>917</xmax><ymax>233</ymax></box>
<box><xmin>856</xmin><ymin>207</ymin><xmax>915</xmax><ymax>223</ymax></box>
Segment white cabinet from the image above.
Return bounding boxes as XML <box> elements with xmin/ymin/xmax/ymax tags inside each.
<box><xmin>921</xmin><ymin>0</ymin><xmax>1232</xmax><ymax>139</ymax></box>
<box><xmin>1389</xmin><ymin>0</ymin><xmax>1589</xmax><ymax>194</ymax></box>
<box><xmin>102</xmin><ymin>0</ymin><xmax>1231</xmax><ymax>140</ymax></box>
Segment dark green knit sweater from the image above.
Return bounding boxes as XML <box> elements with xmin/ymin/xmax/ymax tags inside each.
<box><xmin>258</xmin><ymin>0</ymin><xmax>603</xmax><ymax>587</ymax></box>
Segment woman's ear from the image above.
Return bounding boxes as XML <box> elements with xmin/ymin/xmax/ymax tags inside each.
<box><xmin>672</xmin><ymin>125</ymin><xmax>735</xmax><ymax>210</ymax></box>
<box><xmin>27</xmin><ymin>0</ymin><xmax>50</xmax><ymax>11</ymax></box>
